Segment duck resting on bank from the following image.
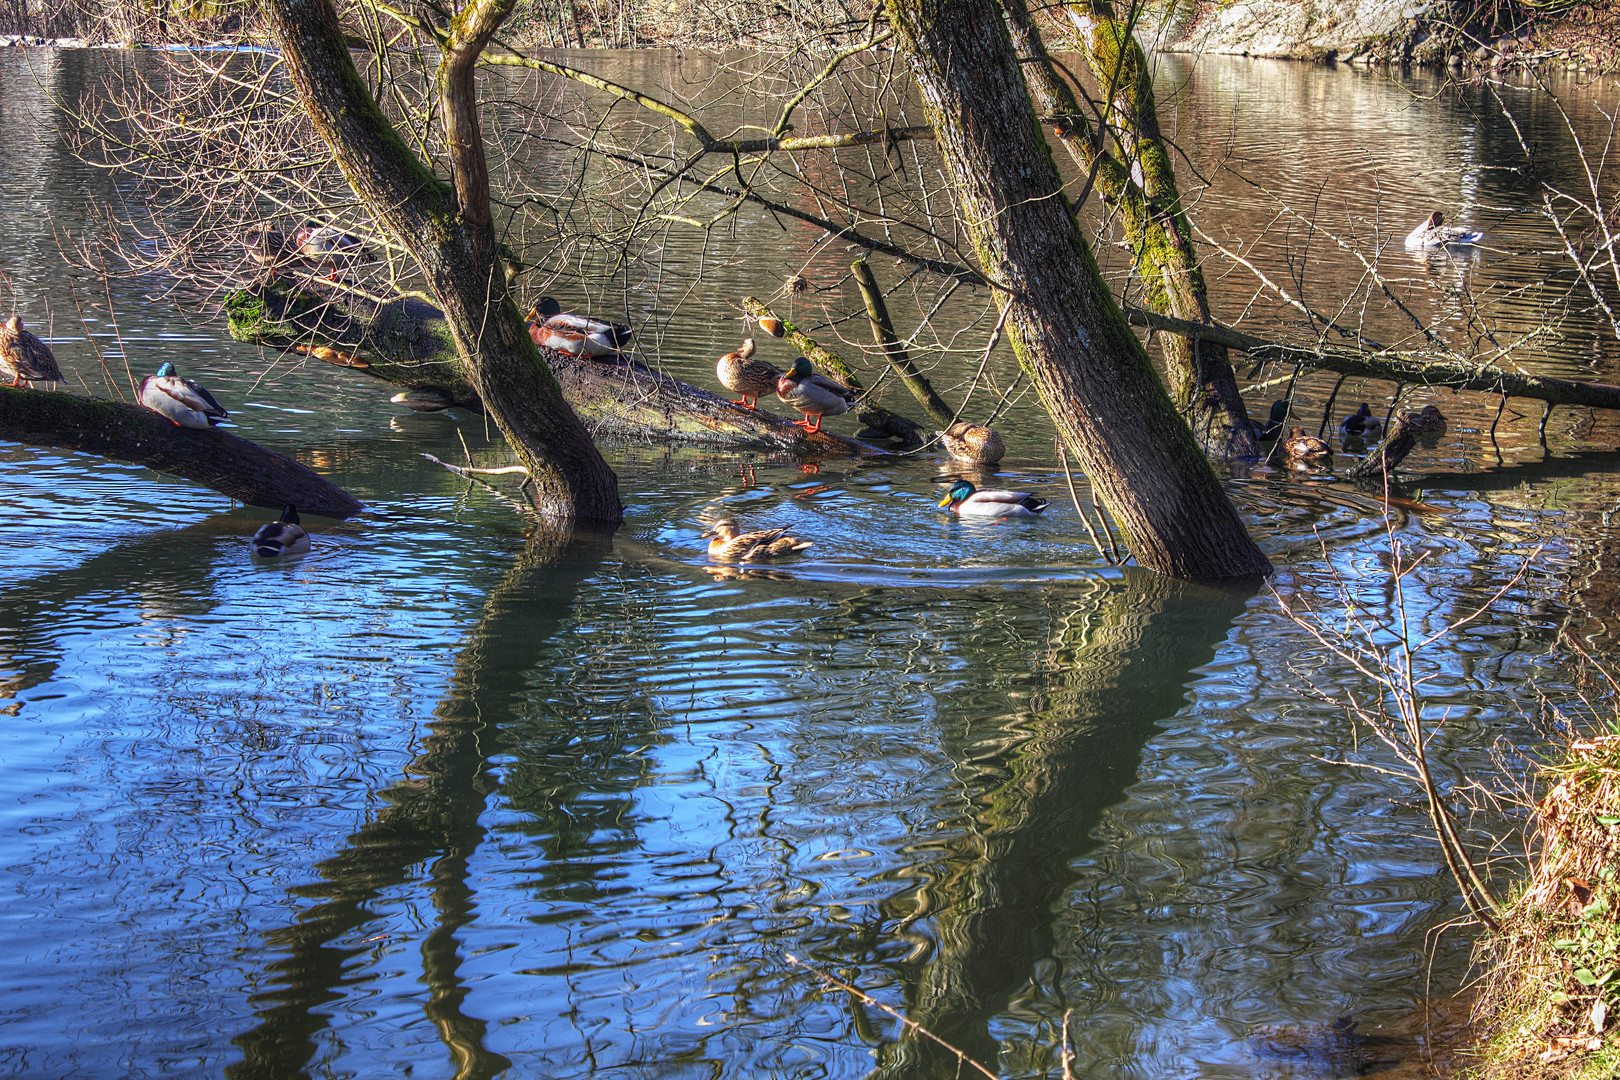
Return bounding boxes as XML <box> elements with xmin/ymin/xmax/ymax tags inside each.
<box><xmin>251</xmin><ymin>506</ymin><xmax>311</xmax><ymax>558</ymax></box>
<box><xmin>526</xmin><ymin>296</ymin><xmax>633</xmax><ymax>359</ymax></box>
<box><xmin>1404</xmin><ymin>211</ymin><xmax>1484</xmax><ymax>248</ymax></box>
<box><xmin>1339</xmin><ymin>402</ymin><xmax>1384</xmax><ymax>441</ymax></box>
<box><xmin>775</xmin><ymin>355</ymin><xmax>856</xmax><ymax>433</ymax></box>
<box><xmin>139</xmin><ymin>362</ymin><xmax>228</xmax><ymax>429</ymax></box>
<box><xmin>937</xmin><ymin>480</ymin><xmax>1048</xmax><ymax>517</ymax></box>
<box><xmin>702</xmin><ymin>518</ymin><xmax>813</xmax><ymax>561</ymax></box>
<box><xmin>0</xmin><ymin>315</ymin><xmax>62</xmax><ymax>388</ymax></box>
<box><xmin>716</xmin><ymin>338</ymin><xmax>782</xmax><ymax>410</ymax></box>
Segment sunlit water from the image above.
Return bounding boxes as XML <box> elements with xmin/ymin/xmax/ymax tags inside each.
<box><xmin>0</xmin><ymin>47</ymin><xmax>1616</xmax><ymax>1079</ymax></box>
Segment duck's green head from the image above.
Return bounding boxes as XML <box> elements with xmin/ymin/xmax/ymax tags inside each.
<box><xmin>155</xmin><ymin>362</ymin><xmax>177</xmax><ymax>377</ymax></box>
<box><xmin>786</xmin><ymin>356</ymin><xmax>812</xmax><ymax>378</ymax></box>
<box><xmin>938</xmin><ymin>480</ymin><xmax>976</xmax><ymax>508</ymax></box>
<box><xmin>1268</xmin><ymin>400</ymin><xmax>1289</xmax><ymax>423</ymax></box>
<box><xmin>535</xmin><ymin>296</ymin><xmax>562</xmax><ymax>321</ymax></box>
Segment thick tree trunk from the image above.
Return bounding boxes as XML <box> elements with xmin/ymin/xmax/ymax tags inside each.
<box><xmin>0</xmin><ymin>386</ymin><xmax>363</xmax><ymax>517</ymax></box>
<box><xmin>231</xmin><ymin>284</ymin><xmax>888</xmax><ymax>456</ymax></box>
<box><xmin>1002</xmin><ymin>0</ymin><xmax>1257</xmax><ymax>460</ymax></box>
<box><xmin>885</xmin><ymin>0</ymin><xmax>1269</xmax><ymax>578</ymax></box>
<box><xmin>263</xmin><ymin>0</ymin><xmax>622</xmax><ymax>529</ymax></box>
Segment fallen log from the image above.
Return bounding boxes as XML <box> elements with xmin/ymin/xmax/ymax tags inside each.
<box><xmin>0</xmin><ymin>386</ymin><xmax>364</xmax><ymax>518</ymax></box>
<box><xmin>226</xmin><ymin>283</ymin><xmax>888</xmax><ymax>457</ymax></box>
<box><xmin>1123</xmin><ymin>305</ymin><xmax>1620</xmax><ymax>412</ymax></box>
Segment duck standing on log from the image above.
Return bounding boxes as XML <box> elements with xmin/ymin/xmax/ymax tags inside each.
<box><xmin>294</xmin><ymin>221</ymin><xmax>372</xmax><ymax>277</ymax></box>
<box><xmin>775</xmin><ymin>356</ymin><xmax>855</xmax><ymax>433</ymax></box>
<box><xmin>1404</xmin><ymin>211</ymin><xmax>1484</xmax><ymax>248</ymax></box>
<box><xmin>0</xmin><ymin>315</ymin><xmax>62</xmax><ymax>388</ymax></box>
<box><xmin>139</xmin><ymin>362</ymin><xmax>228</xmax><ymax>429</ymax></box>
<box><xmin>526</xmin><ymin>297</ymin><xmax>633</xmax><ymax>359</ymax></box>
<box><xmin>716</xmin><ymin>338</ymin><xmax>782</xmax><ymax>410</ymax></box>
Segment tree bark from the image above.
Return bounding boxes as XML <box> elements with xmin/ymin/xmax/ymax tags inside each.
<box><xmin>1002</xmin><ymin>0</ymin><xmax>1257</xmax><ymax>460</ymax></box>
<box><xmin>262</xmin><ymin>0</ymin><xmax>622</xmax><ymax>529</ymax></box>
<box><xmin>231</xmin><ymin>284</ymin><xmax>889</xmax><ymax>456</ymax></box>
<box><xmin>884</xmin><ymin>0</ymin><xmax>1269</xmax><ymax>579</ymax></box>
<box><xmin>0</xmin><ymin>386</ymin><xmax>363</xmax><ymax>518</ymax></box>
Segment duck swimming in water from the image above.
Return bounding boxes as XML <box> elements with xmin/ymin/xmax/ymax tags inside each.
<box><xmin>139</xmin><ymin>362</ymin><xmax>228</xmax><ymax>428</ymax></box>
<box><xmin>526</xmin><ymin>297</ymin><xmax>633</xmax><ymax>359</ymax></box>
<box><xmin>939</xmin><ymin>422</ymin><xmax>1006</xmax><ymax>465</ymax></box>
<box><xmin>0</xmin><ymin>315</ymin><xmax>62</xmax><ymax>388</ymax></box>
<box><xmin>251</xmin><ymin>506</ymin><xmax>311</xmax><ymax>558</ymax></box>
<box><xmin>1255</xmin><ymin>400</ymin><xmax>1289</xmax><ymax>441</ymax></box>
<box><xmin>701</xmin><ymin>519</ymin><xmax>813</xmax><ymax>561</ymax></box>
<box><xmin>1405</xmin><ymin>211</ymin><xmax>1484</xmax><ymax>248</ymax></box>
<box><xmin>716</xmin><ymin>338</ymin><xmax>782</xmax><ymax>410</ymax></box>
<box><xmin>937</xmin><ymin>480</ymin><xmax>1048</xmax><ymax>517</ymax></box>
<box><xmin>1339</xmin><ymin>402</ymin><xmax>1384</xmax><ymax>441</ymax></box>
<box><xmin>775</xmin><ymin>355</ymin><xmax>856</xmax><ymax>433</ymax></box>
<box><xmin>1280</xmin><ymin>427</ymin><xmax>1332</xmax><ymax>467</ymax></box>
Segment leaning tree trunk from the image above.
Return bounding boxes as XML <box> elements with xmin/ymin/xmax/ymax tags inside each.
<box><xmin>264</xmin><ymin>0</ymin><xmax>622</xmax><ymax>529</ymax></box>
<box><xmin>885</xmin><ymin>0</ymin><xmax>1269</xmax><ymax>578</ymax></box>
<box><xmin>1001</xmin><ymin>0</ymin><xmax>1256</xmax><ymax>460</ymax></box>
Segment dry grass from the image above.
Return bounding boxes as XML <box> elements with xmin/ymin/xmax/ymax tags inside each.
<box><xmin>1472</xmin><ymin>718</ymin><xmax>1620</xmax><ymax>1078</ymax></box>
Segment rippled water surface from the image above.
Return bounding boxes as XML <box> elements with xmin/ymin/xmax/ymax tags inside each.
<box><xmin>1</xmin><ymin>47</ymin><xmax>1617</xmax><ymax>1079</ymax></box>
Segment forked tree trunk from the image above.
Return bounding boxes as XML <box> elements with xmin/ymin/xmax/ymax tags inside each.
<box><xmin>885</xmin><ymin>0</ymin><xmax>1269</xmax><ymax>578</ymax></box>
<box><xmin>263</xmin><ymin>0</ymin><xmax>622</xmax><ymax>529</ymax></box>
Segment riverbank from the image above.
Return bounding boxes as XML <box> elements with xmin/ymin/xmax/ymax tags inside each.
<box><xmin>1470</xmin><ymin>724</ymin><xmax>1620</xmax><ymax>1078</ymax></box>
<box><xmin>1150</xmin><ymin>0</ymin><xmax>1619</xmax><ymax>73</ymax></box>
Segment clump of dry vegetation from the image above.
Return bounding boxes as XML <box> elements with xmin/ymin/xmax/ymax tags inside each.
<box><xmin>1473</xmin><ymin>687</ymin><xmax>1620</xmax><ymax>1078</ymax></box>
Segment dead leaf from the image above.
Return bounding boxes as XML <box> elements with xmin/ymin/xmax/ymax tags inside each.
<box><xmin>1593</xmin><ymin>997</ymin><xmax>1609</xmax><ymax>1034</ymax></box>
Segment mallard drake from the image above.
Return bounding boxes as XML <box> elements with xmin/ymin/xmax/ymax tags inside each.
<box><xmin>937</xmin><ymin>480</ymin><xmax>1047</xmax><ymax>517</ymax></box>
<box><xmin>716</xmin><ymin>338</ymin><xmax>782</xmax><ymax>410</ymax></box>
<box><xmin>701</xmin><ymin>518</ymin><xmax>813</xmax><ymax>561</ymax></box>
<box><xmin>294</xmin><ymin>221</ymin><xmax>370</xmax><ymax>261</ymax></box>
<box><xmin>1339</xmin><ymin>402</ymin><xmax>1384</xmax><ymax>440</ymax></box>
<box><xmin>776</xmin><ymin>355</ymin><xmax>856</xmax><ymax>432</ymax></box>
<box><xmin>1255</xmin><ymin>400</ymin><xmax>1289</xmax><ymax>441</ymax></box>
<box><xmin>252</xmin><ymin>506</ymin><xmax>311</xmax><ymax>558</ymax></box>
<box><xmin>1405</xmin><ymin>211</ymin><xmax>1484</xmax><ymax>248</ymax></box>
<box><xmin>139</xmin><ymin>362</ymin><xmax>228</xmax><ymax>428</ymax></box>
<box><xmin>526</xmin><ymin>296</ymin><xmax>632</xmax><ymax>359</ymax></box>
<box><xmin>0</xmin><ymin>315</ymin><xmax>62</xmax><ymax>387</ymax></box>
<box><xmin>1280</xmin><ymin>427</ymin><xmax>1331</xmax><ymax>466</ymax></box>
<box><xmin>939</xmin><ymin>422</ymin><xmax>1006</xmax><ymax>465</ymax></box>
<box><xmin>1404</xmin><ymin>404</ymin><xmax>1448</xmax><ymax>436</ymax></box>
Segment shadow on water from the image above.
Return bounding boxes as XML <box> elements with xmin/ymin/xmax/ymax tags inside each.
<box><xmin>868</xmin><ymin>569</ymin><xmax>1256</xmax><ymax>1079</ymax></box>
<box><xmin>225</xmin><ymin>529</ymin><xmax>611</xmax><ymax>1080</ymax></box>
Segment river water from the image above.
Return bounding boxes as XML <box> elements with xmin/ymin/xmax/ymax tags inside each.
<box><xmin>0</xmin><ymin>47</ymin><xmax>1616</xmax><ymax>1079</ymax></box>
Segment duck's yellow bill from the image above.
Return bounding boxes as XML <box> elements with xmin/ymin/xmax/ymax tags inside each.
<box><xmin>937</xmin><ymin>493</ymin><xmax>953</xmax><ymax>507</ymax></box>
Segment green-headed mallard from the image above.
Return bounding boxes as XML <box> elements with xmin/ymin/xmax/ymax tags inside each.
<box><xmin>702</xmin><ymin>518</ymin><xmax>813</xmax><ymax>561</ymax></box>
<box><xmin>1280</xmin><ymin>427</ymin><xmax>1331</xmax><ymax>467</ymax></box>
<box><xmin>1405</xmin><ymin>211</ymin><xmax>1483</xmax><ymax>249</ymax></box>
<box><xmin>526</xmin><ymin>296</ymin><xmax>633</xmax><ymax>359</ymax></box>
<box><xmin>939</xmin><ymin>422</ymin><xmax>1005</xmax><ymax>465</ymax></box>
<box><xmin>1255</xmin><ymin>400</ymin><xmax>1288</xmax><ymax>441</ymax></box>
<box><xmin>139</xmin><ymin>362</ymin><xmax>228</xmax><ymax>429</ymax></box>
<box><xmin>252</xmin><ymin>505</ymin><xmax>310</xmax><ymax>558</ymax></box>
<box><xmin>775</xmin><ymin>356</ymin><xmax>855</xmax><ymax>433</ymax></box>
<box><xmin>937</xmin><ymin>480</ymin><xmax>1047</xmax><ymax>517</ymax></box>
<box><xmin>1340</xmin><ymin>403</ymin><xmax>1384</xmax><ymax>440</ymax></box>
<box><xmin>0</xmin><ymin>315</ymin><xmax>62</xmax><ymax>388</ymax></box>
<box><xmin>716</xmin><ymin>338</ymin><xmax>782</xmax><ymax>410</ymax></box>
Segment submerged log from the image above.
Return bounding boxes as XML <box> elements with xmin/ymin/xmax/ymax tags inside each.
<box><xmin>0</xmin><ymin>386</ymin><xmax>364</xmax><ymax>517</ymax></box>
<box><xmin>227</xmin><ymin>283</ymin><xmax>888</xmax><ymax>457</ymax></box>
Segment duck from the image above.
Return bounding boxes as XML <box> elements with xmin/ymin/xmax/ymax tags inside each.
<box><xmin>294</xmin><ymin>221</ymin><xmax>371</xmax><ymax>263</ymax></box>
<box><xmin>1339</xmin><ymin>402</ymin><xmax>1384</xmax><ymax>440</ymax></box>
<box><xmin>241</xmin><ymin>226</ymin><xmax>300</xmax><ymax>271</ymax></box>
<box><xmin>0</xmin><ymin>315</ymin><xmax>62</xmax><ymax>387</ymax></box>
<box><xmin>251</xmin><ymin>506</ymin><xmax>311</xmax><ymax>558</ymax></box>
<box><xmin>701</xmin><ymin>518</ymin><xmax>813</xmax><ymax>561</ymax></box>
<box><xmin>1404</xmin><ymin>211</ymin><xmax>1484</xmax><ymax>248</ymax></box>
<box><xmin>775</xmin><ymin>355</ymin><xmax>856</xmax><ymax>432</ymax></box>
<box><xmin>390</xmin><ymin>387</ymin><xmax>454</xmax><ymax>412</ymax></box>
<box><xmin>1280</xmin><ymin>427</ymin><xmax>1331</xmax><ymax>467</ymax></box>
<box><xmin>138</xmin><ymin>362</ymin><xmax>228</xmax><ymax>428</ymax></box>
<box><xmin>939</xmin><ymin>422</ymin><xmax>1006</xmax><ymax>465</ymax></box>
<box><xmin>757</xmin><ymin>317</ymin><xmax>786</xmax><ymax>338</ymax></box>
<box><xmin>1404</xmin><ymin>404</ymin><xmax>1448</xmax><ymax>436</ymax></box>
<box><xmin>937</xmin><ymin>480</ymin><xmax>1048</xmax><ymax>517</ymax></box>
<box><xmin>526</xmin><ymin>296</ymin><xmax>633</xmax><ymax>359</ymax></box>
<box><xmin>1254</xmin><ymin>400</ymin><xmax>1289</xmax><ymax>441</ymax></box>
<box><xmin>716</xmin><ymin>338</ymin><xmax>783</xmax><ymax>410</ymax></box>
